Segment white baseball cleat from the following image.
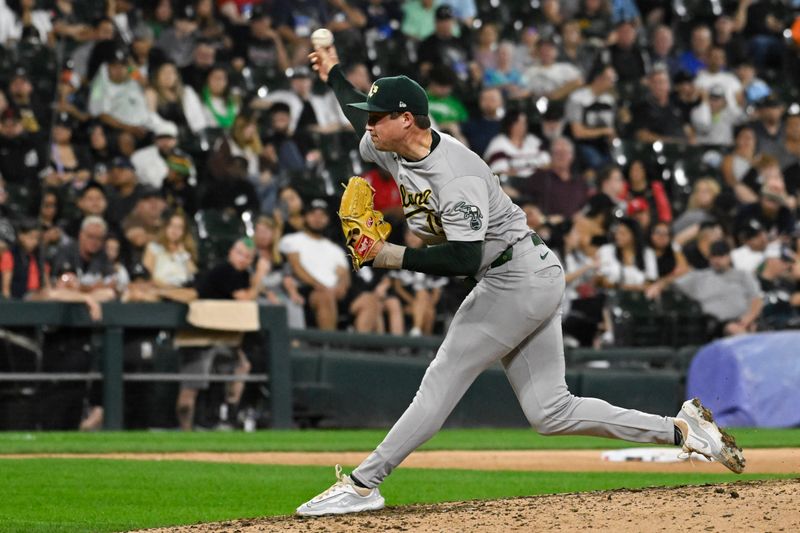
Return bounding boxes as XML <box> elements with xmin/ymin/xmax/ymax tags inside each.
<box><xmin>675</xmin><ymin>398</ymin><xmax>746</xmax><ymax>474</ymax></box>
<box><xmin>296</xmin><ymin>465</ymin><xmax>385</xmax><ymax>516</ymax></box>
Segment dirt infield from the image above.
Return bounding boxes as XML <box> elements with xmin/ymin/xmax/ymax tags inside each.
<box><xmin>4</xmin><ymin>447</ymin><xmax>799</xmax><ymax>473</ymax></box>
<box><xmin>131</xmin><ymin>479</ymin><xmax>800</xmax><ymax>533</ymax></box>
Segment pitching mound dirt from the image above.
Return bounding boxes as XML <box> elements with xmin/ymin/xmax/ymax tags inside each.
<box><xmin>133</xmin><ymin>478</ymin><xmax>800</xmax><ymax>533</ymax></box>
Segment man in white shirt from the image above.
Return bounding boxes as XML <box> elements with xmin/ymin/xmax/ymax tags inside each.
<box><xmin>731</xmin><ymin>218</ymin><xmax>779</xmax><ymax>274</ymax></box>
<box><xmin>279</xmin><ymin>199</ymin><xmax>351</xmax><ymax>330</ymax></box>
<box><xmin>694</xmin><ymin>46</ymin><xmax>743</xmax><ymax>112</ymax></box>
<box><xmin>88</xmin><ymin>48</ymin><xmax>151</xmax><ymax>143</ymax></box>
<box><xmin>690</xmin><ymin>84</ymin><xmax>747</xmax><ymax>146</ymax></box>
<box><xmin>131</xmin><ymin>121</ymin><xmax>197</xmax><ymax>189</ymax></box>
<box><xmin>523</xmin><ymin>36</ymin><xmax>583</xmax><ymax>101</ymax></box>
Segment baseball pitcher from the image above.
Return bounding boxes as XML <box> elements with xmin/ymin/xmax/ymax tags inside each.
<box><xmin>296</xmin><ymin>43</ymin><xmax>745</xmax><ymax>516</ymax></box>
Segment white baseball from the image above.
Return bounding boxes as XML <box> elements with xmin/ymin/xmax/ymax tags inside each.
<box><xmin>311</xmin><ymin>28</ymin><xmax>334</xmax><ymax>49</ymax></box>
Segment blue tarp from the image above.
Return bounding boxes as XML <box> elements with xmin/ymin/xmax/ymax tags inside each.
<box><xmin>686</xmin><ymin>331</ymin><xmax>800</xmax><ymax>428</ymax></box>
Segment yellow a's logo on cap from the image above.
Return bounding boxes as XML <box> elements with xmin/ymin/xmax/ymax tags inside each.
<box><xmin>368</xmin><ymin>83</ymin><xmax>379</xmax><ymax>98</ymax></box>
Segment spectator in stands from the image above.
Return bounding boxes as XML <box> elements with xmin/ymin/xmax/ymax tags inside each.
<box><xmin>279</xmin><ymin>199</ymin><xmax>351</xmax><ymax>330</ymax></box>
<box><xmin>106</xmin><ymin>157</ymin><xmax>148</xmax><ymax>227</ymax></box>
<box><xmin>462</xmin><ymin>87</ymin><xmax>503</xmax><ymax>160</ymax></box>
<box><xmin>565</xmin><ymin>64</ymin><xmax>617</xmax><ymax>171</ymax></box>
<box><xmin>484</xmin><ymin>110</ymin><xmax>551</xmax><ymax>198</ymax></box>
<box><xmin>205</xmin><ymin>113</ymin><xmax>263</xmax><ymax>214</ymax></box>
<box><xmin>70</xmin><ymin>17</ymin><xmax>117</xmax><ymax>83</ymax></box>
<box><xmin>647</xmin><ymin>25</ymin><xmax>679</xmax><ymax>77</ymax></box>
<box><xmin>673</xmin><ymin>239</ymin><xmax>763</xmax><ymax>337</ymax></box>
<box><xmin>483</xmin><ymin>42</ymin><xmax>527</xmax><ymax>100</ymax></box>
<box><xmin>623</xmin><ymin>159</ymin><xmax>672</xmax><ymax>224</ymax></box>
<box><xmin>531</xmin><ymin>0</ymin><xmax>564</xmax><ymax>42</ymax></box>
<box><xmin>633</xmin><ymin>67</ymin><xmax>691</xmax><ymax>144</ymax></box>
<box><xmin>179</xmin><ymin>39</ymin><xmax>216</xmax><ymax>93</ymax></box>
<box><xmin>51</xmin><ymin>216</ymin><xmax>119</xmax><ymax>296</ymax></box>
<box><xmin>558</xmin><ymin>19</ymin><xmax>597</xmax><ymax>79</ymax></box>
<box><xmin>473</xmin><ymin>22</ymin><xmax>499</xmax><ymax>72</ymax></box>
<box><xmin>597</xmin><ymin>216</ymin><xmax>658</xmax><ymax>292</ymax></box>
<box><xmin>231</xmin><ymin>5</ymin><xmax>290</xmax><ymax>79</ymax></box>
<box><xmin>645</xmin><ymin>221</ymin><xmax>689</xmax><ymax>299</ymax></box>
<box><xmin>64</xmin><ymin>181</ymin><xmax>114</xmax><ymax>239</ymax></box>
<box><xmin>731</xmin><ymin>218</ymin><xmax>773</xmax><ymax>275</ymax></box>
<box><xmin>512</xmin><ymin>26</ymin><xmax>539</xmax><ymax>73</ymax></box>
<box><xmin>694</xmin><ymin>46</ymin><xmax>743</xmax><ymax>112</ymax></box>
<box><xmin>389</xmin><ymin>228</ymin><xmax>447</xmax><ymax>336</ymax></box>
<box><xmin>690</xmin><ymin>85</ymin><xmax>747</xmax><ymax>147</ymax></box>
<box><xmin>678</xmin><ymin>25</ymin><xmax>712</xmax><ymax>76</ymax></box>
<box><xmin>735</xmin><ymin>61</ymin><xmax>771</xmax><ymax>107</ymax></box>
<box><xmin>145</xmin><ymin>62</ymin><xmax>206</xmax><ymax>137</ymax></box>
<box><xmin>721</xmin><ymin>125</ymin><xmax>759</xmax><ymax>205</ymax></box>
<box><xmin>438</xmin><ymin>0</ymin><xmax>477</xmax><ymax>27</ymax></box>
<box><xmin>714</xmin><ymin>13</ymin><xmax>747</xmax><ymax>69</ymax></box>
<box><xmin>575</xmin><ymin>0</ymin><xmax>612</xmax><ymax>43</ymax></box>
<box><xmin>750</xmin><ymin>94</ymin><xmax>785</xmax><ymax>157</ymax></box>
<box><xmin>606</xmin><ymin>19</ymin><xmax>646</xmax><ymax>86</ymax></box>
<box><xmin>6</xmin><ymin>67</ymin><xmax>48</xmax><ymax>134</ymax></box>
<box><xmin>1</xmin><ymin>218</ymin><xmax>47</xmax><ymax>299</ymax></box>
<box><xmin>673</xmin><ymin>178</ymin><xmax>722</xmax><ymax>244</ymax></box>
<box><xmin>347</xmin><ymin>266</ymin><xmax>394</xmax><ymax>333</ymax></box>
<box><xmin>156</xmin><ymin>4</ymin><xmax>200</xmax><ymax>69</ymax></box>
<box><xmin>401</xmin><ymin>0</ymin><xmax>438</xmax><ymax>42</ymax></box>
<box><xmin>176</xmin><ymin>237</ymin><xmax>265</xmax><ymax>431</ymax></box>
<box><xmin>682</xmin><ymin>219</ymin><xmax>724</xmax><ymax>270</ymax></box>
<box><xmin>776</xmin><ymin>107</ymin><xmax>800</xmax><ymax>172</ymax></box>
<box><xmin>130</xmin><ymin>24</ymin><xmax>162</xmax><ymax>84</ymax></box>
<box><xmin>570</xmin><ymin>176</ymin><xmax>619</xmax><ymax>259</ymax></box>
<box><xmin>88</xmin><ymin>48</ymin><xmax>152</xmax><ymax>146</ymax></box>
<box><xmin>670</xmin><ymin>70</ymin><xmax>702</xmax><ymax>127</ymax></box>
<box><xmin>524</xmin><ymin>137</ymin><xmax>588</xmax><ymax>222</ymax></box>
<box><xmin>522</xmin><ymin>36</ymin><xmax>583</xmax><ymax>101</ymax></box>
<box><xmin>104</xmin><ymin>234</ymin><xmax>130</xmax><ymax>295</ymax></box>
<box><xmin>132</xmin><ymin>121</ymin><xmax>197</xmax><ymax>193</ymax></box>
<box><xmin>417</xmin><ymin>5</ymin><xmax>471</xmax><ymax>81</ymax></box>
<box><xmin>253</xmin><ymin>214</ymin><xmax>306</xmax><ymax>329</ymax></box>
<box><xmin>48</xmin><ymin>113</ymin><xmax>92</xmax><ymax>190</ymax></box>
<box><xmin>261</xmin><ymin>102</ymin><xmax>307</xmax><ymax>181</ymax></box>
<box><xmin>276</xmin><ymin>185</ymin><xmax>305</xmax><ymax>235</ymax></box>
<box><xmin>742</xmin><ymin>0</ymin><xmax>790</xmax><ymax>71</ymax></box>
<box><xmin>0</xmin><ymin>107</ymin><xmax>47</xmax><ymax>187</ymax></box>
<box><xmin>142</xmin><ymin>211</ymin><xmax>197</xmax><ymax>290</ymax></box>
<box><xmin>425</xmin><ymin>67</ymin><xmax>468</xmax><ymax>144</ymax></box>
<box><xmin>561</xmin><ymin>221</ymin><xmax>603</xmax><ymax>347</ymax></box>
<box><xmin>735</xmin><ymin>175</ymin><xmax>796</xmax><ymax>240</ymax></box>
<box><xmin>194</xmin><ymin>65</ymin><xmax>240</xmax><ymax>131</ymax></box>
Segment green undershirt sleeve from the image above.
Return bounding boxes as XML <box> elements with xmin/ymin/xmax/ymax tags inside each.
<box><xmin>327</xmin><ymin>64</ymin><xmax>368</xmax><ymax>133</ymax></box>
<box><xmin>402</xmin><ymin>241</ymin><xmax>483</xmax><ymax>277</ymax></box>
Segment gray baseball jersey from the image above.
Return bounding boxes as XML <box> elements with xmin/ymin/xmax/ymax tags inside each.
<box><xmin>359</xmin><ymin>130</ymin><xmax>531</xmax><ymax>277</ymax></box>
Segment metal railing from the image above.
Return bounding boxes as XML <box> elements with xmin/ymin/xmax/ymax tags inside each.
<box><xmin>0</xmin><ymin>302</ymin><xmax>291</xmax><ymax>430</ymax></box>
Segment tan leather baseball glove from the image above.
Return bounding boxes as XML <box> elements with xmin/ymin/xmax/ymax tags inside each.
<box><xmin>338</xmin><ymin>176</ymin><xmax>392</xmax><ymax>270</ymax></box>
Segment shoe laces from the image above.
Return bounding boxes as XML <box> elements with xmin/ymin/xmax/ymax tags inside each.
<box><xmin>314</xmin><ymin>464</ymin><xmax>350</xmax><ymax>501</ymax></box>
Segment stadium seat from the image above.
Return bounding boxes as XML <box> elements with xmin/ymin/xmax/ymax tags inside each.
<box><xmin>607</xmin><ymin>290</ymin><xmax>666</xmax><ymax>347</ymax></box>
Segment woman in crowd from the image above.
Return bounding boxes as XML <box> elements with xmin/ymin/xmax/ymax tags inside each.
<box><xmin>253</xmin><ymin>214</ymin><xmax>306</xmax><ymax>329</ymax></box>
<box><xmin>483</xmin><ymin>109</ymin><xmax>551</xmax><ymax>197</ymax></box>
<box><xmin>623</xmin><ymin>159</ymin><xmax>672</xmax><ymax>224</ymax></box>
<box><xmin>561</xmin><ymin>222</ymin><xmax>604</xmax><ymax>347</ymax></box>
<box><xmin>192</xmin><ymin>65</ymin><xmax>239</xmax><ymax>131</ymax></box>
<box><xmin>142</xmin><ymin>211</ymin><xmax>197</xmax><ymax>289</ymax></box>
<box><xmin>672</xmin><ymin>177</ymin><xmax>722</xmax><ymax>245</ymax></box>
<box><xmin>645</xmin><ymin>221</ymin><xmax>690</xmax><ymax>299</ymax></box>
<box><xmin>205</xmin><ymin>113</ymin><xmax>263</xmax><ymax>212</ymax></box>
<box><xmin>48</xmin><ymin>113</ymin><xmax>92</xmax><ymax>189</ymax></box>
<box><xmin>145</xmin><ymin>61</ymin><xmax>205</xmax><ymax>136</ymax></box>
<box><xmin>720</xmin><ymin>125</ymin><xmax>759</xmax><ymax>204</ymax></box>
<box><xmin>597</xmin><ymin>216</ymin><xmax>658</xmax><ymax>292</ymax></box>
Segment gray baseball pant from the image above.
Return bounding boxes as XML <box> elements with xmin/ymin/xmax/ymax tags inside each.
<box><xmin>352</xmin><ymin>237</ymin><xmax>676</xmax><ymax>488</ymax></box>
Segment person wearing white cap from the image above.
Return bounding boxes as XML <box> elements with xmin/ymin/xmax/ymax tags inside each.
<box><xmin>131</xmin><ymin>120</ymin><xmax>196</xmax><ymax>189</ymax></box>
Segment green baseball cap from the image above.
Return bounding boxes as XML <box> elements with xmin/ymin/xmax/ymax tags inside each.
<box><xmin>348</xmin><ymin>75</ymin><xmax>429</xmax><ymax>115</ymax></box>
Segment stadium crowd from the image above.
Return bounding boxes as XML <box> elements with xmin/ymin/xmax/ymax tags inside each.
<box><xmin>2</xmin><ymin>0</ymin><xmax>800</xmax><ymax>427</ymax></box>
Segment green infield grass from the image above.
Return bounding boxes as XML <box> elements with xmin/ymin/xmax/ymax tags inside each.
<box><xmin>0</xmin><ymin>459</ymin><xmax>793</xmax><ymax>533</ymax></box>
<box><xmin>1</xmin><ymin>427</ymin><xmax>799</xmax><ymax>454</ymax></box>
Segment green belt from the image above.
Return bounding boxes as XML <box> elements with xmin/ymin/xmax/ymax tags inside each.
<box><xmin>490</xmin><ymin>233</ymin><xmax>545</xmax><ymax>269</ymax></box>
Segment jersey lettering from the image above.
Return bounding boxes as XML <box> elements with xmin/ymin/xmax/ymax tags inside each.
<box><xmin>400</xmin><ymin>184</ymin><xmax>433</xmax><ymax>208</ymax></box>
